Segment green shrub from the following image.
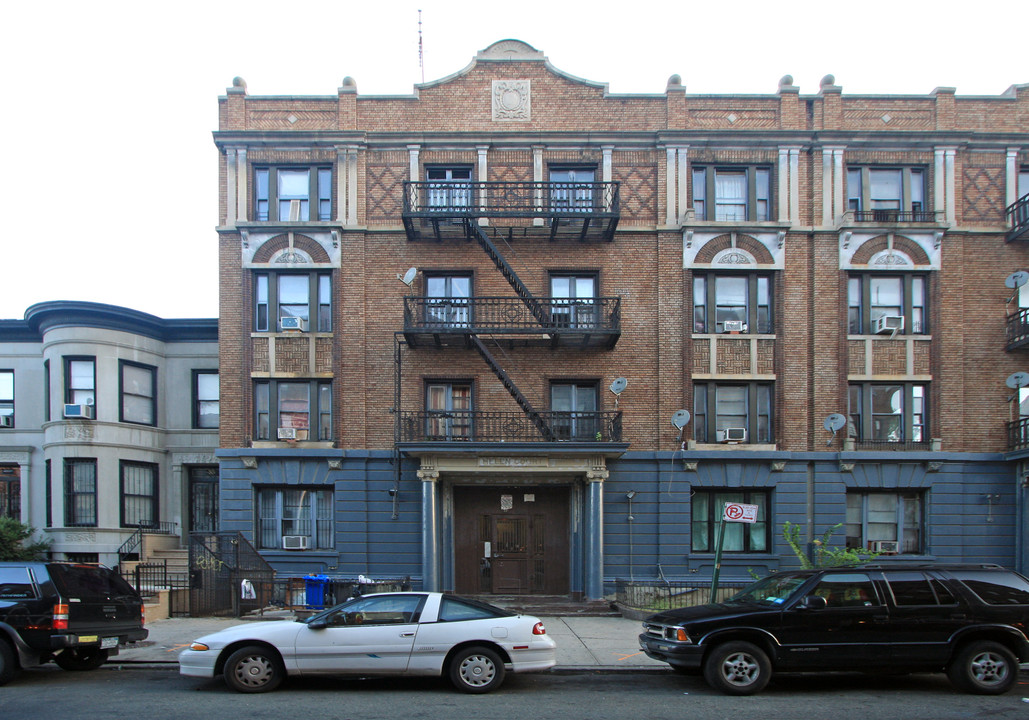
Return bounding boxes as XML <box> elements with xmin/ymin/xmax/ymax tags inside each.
<box><xmin>0</xmin><ymin>517</ymin><xmax>51</xmax><ymax>561</ymax></box>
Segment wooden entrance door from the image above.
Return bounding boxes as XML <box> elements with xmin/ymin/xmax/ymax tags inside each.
<box><xmin>453</xmin><ymin>486</ymin><xmax>570</xmax><ymax>595</ymax></box>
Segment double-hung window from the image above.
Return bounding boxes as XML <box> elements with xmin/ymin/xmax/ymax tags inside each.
<box><xmin>254</xmin><ymin>166</ymin><xmax>332</xmax><ymax>222</ymax></box>
<box><xmin>694</xmin><ymin>382</ymin><xmax>773</xmax><ymax>444</ymax></box>
<box><xmin>691</xmin><ymin>489</ymin><xmax>769</xmax><ymax>553</ymax></box>
<box><xmin>848</xmin><ymin>274</ymin><xmax>927</xmax><ymax>335</ymax></box>
<box><xmin>551</xmin><ymin>381</ymin><xmax>599</xmax><ymax>440</ymax></box>
<box><xmin>424</xmin><ymin>275</ymin><xmax>471</xmax><ymax>327</ymax></box>
<box><xmin>193</xmin><ymin>370</ymin><xmax>219</xmax><ymax>429</ymax></box>
<box><xmin>64</xmin><ymin>458</ymin><xmax>97</xmax><ymax>527</ymax></box>
<box><xmin>550</xmin><ymin>274</ymin><xmax>597</xmax><ymax>329</ymax></box>
<box><xmin>120</xmin><ymin>360</ymin><xmax>156</xmax><ymax>426</ymax></box>
<box><xmin>848</xmin><ymin>383</ymin><xmax>927</xmax><ymax>444</ymax></box>
<box><xmin>256</xmin><ymin>487</ymin><xmax>333</xmax><ymax>550</ymax></box>
<box><xmin>255</xmin><ymin>380</ymin><xmax>332</xmax><ymax>442</ymax></box>
<box><xmin>64</xmin><ymin>357</ymin><xmax>95</xmax><ymax>407</ymax></box>
<box><xmin>426</xmin><ymin>167</ymin><xmax>473</xmax><ymax>211</ymax></box>
<box><xmin>120</xmin><ymin>461</ymin><xmax>158</xmax><ymax>529</ymax></box>
<box><xmin>549</xmin><ymin>168</ymin><xmax>597</xmax><ymax>212</ymax></box>
<box><xmin>846</xmin><ymin>491</ymin><xmax>923</xmax><ymax>554</ymax></box>
<box><xmin>0</xmin><ymin>370</ymin><xmax>12</xmax><ymax>428</ymax></box>
<box><xmin>847</xmin><ymin>167</ymin><xmax>928</xmax><ymax>221</ymax></box>
<box><xmin>693</xmin><ymin>273</ymin><xmax>773</xmax><ymax>333</ymax></box>
<box><xmin>425</xmin><ymin>382</ymin><xmax>472</xmax><ymax>440</ymax></box>
<box><xmin>0</xmin><ymin>467</ymin><xmax>18</xmax><ymax>520</ymax></box>
<box><xmin>255</xmin><ymin>271</ymin><xmax>331</xmax><ymax>332</ymax></box>
<box><xmin>692</xmin><ymin>167</ymin><xmax>772</xmax><ymax>222</ymax></box>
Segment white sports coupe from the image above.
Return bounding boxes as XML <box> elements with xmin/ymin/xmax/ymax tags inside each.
<box><xmin>179</xmin><ymin>592</ymin><xmax>556</xmax><ymax>693</ymax></box>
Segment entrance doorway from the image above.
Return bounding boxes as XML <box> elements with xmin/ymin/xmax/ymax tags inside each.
<box><xmin>188</xmin><ymin>466</ymin><xmax>219</xmax><ymax>533</ymax></box>
<box><xmin>453</xmin><ymin>485</ymin><xmax>570</xmax><ymax>595</ymax></box>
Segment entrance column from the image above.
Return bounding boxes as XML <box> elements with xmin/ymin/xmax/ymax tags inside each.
<box><xmin>585</xmin><ymin>465</ymin><xmax>608</xmax><ymax>600</ymax></box>
<box><xmin>418</xmin><ymin>467</ymin><xmax>440</xmax><ymax>591</ymax></box>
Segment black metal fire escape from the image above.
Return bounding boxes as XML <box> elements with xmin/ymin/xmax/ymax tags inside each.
<box><xmin>467</xmin><ymin>223</ymin><xmax>548</xmax><ymax>326</ymax></box>
<box><xmin>469</xmin><ymin>335</ymin><xmax>555</xmax><ymax>441</ymax></box>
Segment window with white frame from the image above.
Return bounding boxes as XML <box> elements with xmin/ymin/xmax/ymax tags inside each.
<box><xmin>257</xmin><ymin>487</ymin><xmax>333</xmax><ymax>550</ymax></box>
<box><xmin>848</xmin><ymin>274</ymin><xmax>927</xmax><ymax>335</ymax></box>
<box><xmin>120</xmin><ymin>360</ymin><xmax>156</xmax><ymax>426</ymax></box>
<box><xmin>120</xmin><ymin>461</ymin><xmax>158</xmax><ymax>529</ymax></box>
<box><xmin>193</xmin><ymin>371</ymin><xmax>219</xmax><ymax>429</ymax></box>
<box><xmin>694</xmin><ymin>382</ymin><xmax>773</xmax><ymax>444</ymax></box>
<box><xmin>255</xmin><ymin>380</ymin><xmax>332</xmax><ymax>442</ymax></box>
<box><xmin>848</xmin><ymin>383</ymin><xmax>927</xmax><ymax>444</ymax></box>
<box><xmin>846</xmin><ymin>167</ymin><xmax>928</xmax><ymax>221</ymax></box>
<box><xmin>0</xmin><ymin>370</ymin><xmax>12</xmax><ymax>428</ymax></box>
<box><xmin>255</xmin><ymin>271</ymin><xmax>331</xmax><ymax>332</ymax></box>
<box><xmin>692</xmin><ymin>166</ymin><xmax>772</xmax><ymax>222</ymax></box>
<box><xmin>254</xmin><ymin>166</ymin><xmax>332</xmax><ymax>222</ymax></box>
<box><xmin>691</xmin><ymin>489</ymin><xmax>770</xmax><ymax>553</ymax></box>
<box><xmin>64</xmin><ymin>357</ymin><xmax>95</xmax><ymax>407</ymax></box>
<box><xmin>846</xmin><ymin>491</ymin><xmax>924</xmax><ymax>554</ymax></box>
<box><xmin>693</xmin><ymin>273</ymin><xmax>773</xmax><ymax>334</ymax></box>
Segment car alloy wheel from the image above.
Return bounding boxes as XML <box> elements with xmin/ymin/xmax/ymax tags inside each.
<box><xmin>224</xmin><ymin>645</ymin><xmax>284</xmax><ymax>693</ymax></box>
<box><xmin>703</xmin><ymin>641</ymin><xmax>771</xmax><ymax>696</ymax></box>
<box><xmin>947</xmin><ymin>641</ymin><xmax>1017</xmax><ymax>695</ymax></box>
<box><xmin>449</xmin><ymin>646</ymin><xmax>506</xmax><ymax>694</ymax></box>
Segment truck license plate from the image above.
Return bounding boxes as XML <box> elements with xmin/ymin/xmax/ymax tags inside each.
<box><xmin>101</xmin><ymin>637</ymin><xmax>118</xmax><ymax>649</ymax></box>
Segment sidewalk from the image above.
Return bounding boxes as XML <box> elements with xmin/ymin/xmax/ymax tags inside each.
<box><xmin>115</xmin><ymin>614</ymin><xmax>667</xmax><ymax>671</ymax></box>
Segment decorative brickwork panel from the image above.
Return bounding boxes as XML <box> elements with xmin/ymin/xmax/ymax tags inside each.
<box><xmin>842</xmin><ymin>106</ymin><xmax>933</xmax><ymax>131</ymax></box>
<box><xmin>366</xmin><ymin>151</ymin><xmax>407</xmax><ymax>223</ymax></box>
<box><xmin>315</xmin><ymin>338</ymin><xmax>334</xmax><ymax>374</ymax></box>
<box><xmin>716</xmin><ymin>338</ymin><xmax>751</xmax><ymax>374</ymax></box>
<box><xmin>253</xmin><ymin>234</ymin><xmax>331</xmax><ymax>264</ymax></box>
<box><xmin>614</xmin><ymin>152</ymin><xmax>657</xmax><ymax>225</ymax></box>
<box><xmin>252</xmin><ymin>337</ymin><xmax>269</xmax><ymax>374</ymax></box>
<box><xmin>963</xmin><ymin>163</ymin><xmax>1006</xmax><ymax>223</ymax></box>
<box><xmin>872</xmin><ymin>341</ymin><xmax>907</xmax><ymax>375</ymax></box>
<box><xmin>848</xmin><ymin>341</ymin><xmax>866</xmax><ymax>375</ymax></box>
<box><xmin>757</xmin><ymin>340</ymin><xmax>775</xmax><ymax>375</ymax></box>
<box><xmin>851</xmin><ymin>235</ymin><xmax>930</xmax><ymax>266</ymax></box>
<box><xmin>695</xmin><ymin>234</ymin><xmax>775</xmax><ymax>265</ymax></box>
<box><xmin>248</xmin><ymin>106</ymin><xmax>337</xmax><ymax>132</ymax></box>
<box><xmin>275</xmin><ymin>336</ymin><xmax>310</xmax><ymax>374</ymax></box>
<box><xmin>692</xmin><ymin>339</ymin><xmax>710</xmax><ymax>373</ymax></box>
<box><xmin>913</xmin><ymin>340</ymin><xmax>931</xmax><ymax>375</ymax></box>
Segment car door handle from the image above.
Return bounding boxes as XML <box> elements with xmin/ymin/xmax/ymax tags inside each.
<box><xmin>400</xmin><ymin>632</ymin><xmax>415</xmax><ymax>637</ymax></box>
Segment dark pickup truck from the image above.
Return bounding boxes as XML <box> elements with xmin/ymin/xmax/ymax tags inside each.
<box><xmin>0</xmin><ymin>562</ymin><xmax>148</xmax><ymax>685</ymax></box>
<box><xmin>639</xmin><ymin>563</ymin><xmax>1029</xmax><ymax>695</ymax></box>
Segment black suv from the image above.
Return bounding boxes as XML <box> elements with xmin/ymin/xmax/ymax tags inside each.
<box><xmin>0</xmin><ymin>562</ymin><xmax>148</xmax><ymax>685</ymax></box>
<box><xmin>639</xmin><ymin>564</ymin><xmax>1029</xmax><ymax>695</ymax></box>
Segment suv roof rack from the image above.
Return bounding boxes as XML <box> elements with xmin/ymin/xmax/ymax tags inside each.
<box><xmin>857</xmin><ymin>562</ymin><xmax>1005</xmax><ymax>570</ymax></box>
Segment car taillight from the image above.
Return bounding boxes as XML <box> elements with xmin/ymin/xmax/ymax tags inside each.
<box><xmin>532</xmin><ymin>621</ymin><xmax>546</xmax><ymax>635</ymax></box>
<box><xmin>53</xmin><ymin>603</ymin><xmax>69</xmax><ymax>630</ymax></box>
<box><xmin>141</xmin><ymin>603</ymin><xmax>146</xmax><ymax>625</ymax></box>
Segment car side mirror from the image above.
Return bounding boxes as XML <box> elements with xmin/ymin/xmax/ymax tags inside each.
<box><xmin>307</xmin><ymin>618</ymin><xmax>329</xmax><ymax>630</ymax></box>
<box><xmin>798</xmin><ymin>595</ymin><xmax>828</xmax><ymax>610</ymax></box>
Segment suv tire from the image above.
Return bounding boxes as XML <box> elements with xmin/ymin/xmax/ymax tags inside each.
<box><xmin>946</xmin><ymin>640</ymin><xmax>1018</xmax><ymax>695</ymax></box>
<box><xmin>703</xmin><ymin>641</ymin><xmax>771</xmax><ymax>696</ymax></box>
<box><xmin>55</xmin><ymin>648</ymin><xmax>109</xmax><ymax>672</ymax></box>
<box><xmin>0</xmin><ymin>640</ymin><xmax>19</xmax><ymax>686</ymax></box>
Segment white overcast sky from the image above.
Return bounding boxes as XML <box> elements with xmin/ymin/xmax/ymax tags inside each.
<box><xmin>1</xmin><ymin>0</ymin><xmax>1025</xmax><ymax>321</ymax></box>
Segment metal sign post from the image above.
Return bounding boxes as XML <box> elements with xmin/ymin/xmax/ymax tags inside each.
<box><xmin>709</xmin><ymin>502</ymin><xmax>760</xmax><ymax>603</ymax></box>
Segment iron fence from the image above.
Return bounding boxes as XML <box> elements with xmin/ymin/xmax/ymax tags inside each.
<box><xmin>399</xmin><ymin>410</ymin><xmax>622</xmax><ymax>443</ymax></box>
<box><xmin>404</xmin><ymin>181</ymin><xmax>620</xmax><ymax>217</ymax></box>
<box><xmin>615</xmin><ymin>580</ymin><xmax>749</xmax><ymax>612</ymax></box>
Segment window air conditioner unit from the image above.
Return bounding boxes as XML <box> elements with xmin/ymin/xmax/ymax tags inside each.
<box><xmin>282</xmin><ymin>535</ymin><xmax>309</xmax><ymax>550</ymax></box>
<box><xmin>869</xmin><ymin>540</ymin><xmax>900</xmax><ymax>555</ymax></box>
<box><xmin>873</xmin><ymin>315</ymin><xmax>904</xmax><ymax>334</ymax></box>
<box><xmin>0</xmin><ymin>415</ymin><xmax>12</xmax><ymax>428</ymax></box>
<box><xmin>722</xmin><ymin>321</ymin><xmax>748</xmax><ymax>333</ymax></box>
<box><xmin>64</xmin><ymin>404</ymin><xmax>94</xmax><ymax>420</ymax></box>
<box><xmin>280</xmin><ymin>316</ymin><xmax>307</xmax><ymax>332</ymax></box>
<box><xmin>277</xmin><ymin>427</ymin><xmax>297</xmax><ymax>440</ymax></box>
<box><xmin>716</xmin><ymin>427</ymin><xmax>748</xmax><ymax>443</ymax></box>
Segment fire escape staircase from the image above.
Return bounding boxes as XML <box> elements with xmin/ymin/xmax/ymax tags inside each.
<box><xmin>470</xmin><ymin>335</ymin><xmax>556</xmax><ymax>442</ymax></box>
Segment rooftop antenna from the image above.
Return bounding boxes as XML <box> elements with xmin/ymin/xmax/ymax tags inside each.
<box><xmin>823</xmin><ymin>413</ymin><xmax>847</xmax><ymax>447</ymax></box>
<box><xmin>418</xmin><ymin>9</ymin><xmax>425</xmax><ymax>84</ymax></box>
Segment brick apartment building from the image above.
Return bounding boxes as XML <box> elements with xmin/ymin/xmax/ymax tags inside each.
<box><xmin>212</xmin><ymin>39</ymin><xmax>1029</xmax><ymax>600</ymax></box>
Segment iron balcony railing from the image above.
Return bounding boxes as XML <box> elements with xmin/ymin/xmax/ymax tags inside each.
<box><xmin>1009</xmin><ymin>417</ymin><xmax>1029</xmax><ymax>451</ymax></box>
<box><xmin>1006</xmin><ymin>308</ymin><xmax>1029</xmax><ymax>350</ymax></box>
<box><xmin>399</xmin><ymin>410</ymin><xmax>623</xmax><ymax>443</ymax></box>
<box><xmin>851</xmin><ymin>439</ymin><xmax>932</xmax><ymax>452</ymax></box>
<box><xmin>402</xmin><ymin>296</ymin><xmax>620</xmax><ymax>346</ymax></box>
<box><xmin>852</xmin><ymin>209</ymin><xmax>941</xmax><ymax>223</ymax></box>
<box><xmin>1007</xmin><ymin>195</ymin><xmax>1029</xmax><ymax>242</ymax></box>
<box><xmin>116</xmin><ymin>521</ymin><xmax>178</xmax><ymax>563</ymax></box>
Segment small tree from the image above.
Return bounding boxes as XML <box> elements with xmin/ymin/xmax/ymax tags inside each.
<box><xmin>0</xmin><ymin>517</ymin><xmax>51</xmax><ymax>561</ymax></box>
<box><xmin>782</xmin><ymin>521</ymin><xmax>878</xmax><ymax>568</ymax></box>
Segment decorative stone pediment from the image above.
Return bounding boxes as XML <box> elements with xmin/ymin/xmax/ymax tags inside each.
<box><xmin>478</xmin><ymin>40</ymin><xmax>544</xmax><ymax>61</ymax></box>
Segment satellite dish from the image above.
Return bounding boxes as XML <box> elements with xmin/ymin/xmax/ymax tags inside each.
<box><xmin>670</xmin><ymin>410</ymin><xmax>691</xmax><ymax>430</ymax></box>
<box><xmin>609</xmin><ymin>378</ymin><xmax>627</xmax><ymax>395</ymax></box>
<box><xmin>823</xmin><ymin>414</ymin><xmax>847</xmax><ymax>433</ymax></box>
<box><xmin>1006</xmin><ymin>271</ymin><xmax>1029</xmax><ymax>290</ymax></box>
<box><xmin>397</xmin><ymin>267</ymin><xmax>418</xmax><ymax>286</ymax></box>
<box><xmin>1006</xmin><ymin>372</ymin><xmax>1029</xmax><ymax>389</ymax></box>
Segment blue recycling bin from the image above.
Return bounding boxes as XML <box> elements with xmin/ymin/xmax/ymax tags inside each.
<box><xmin>305</xmin><ymin>574</ymin><xmax>329</xmax><ymax>608</ymax></box>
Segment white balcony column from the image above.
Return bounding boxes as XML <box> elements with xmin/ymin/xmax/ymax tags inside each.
<box><xmin>1007</xmin><ymin>148</ymin><xmax>1021</xmax><ymax>207</ymax></box>
<box><xmin>533</xmin><ymin>145</ymin><xmax>545</xmax><ymax>224</ymax></box>
<box><xmin>821</xmin><ymin>146</ymin><xmax>845</xmax><ymax>225</ymax></box>
<box><xmin>665</xmin><ymin>146</ymin><xmax>677</xmax><ymax>225</ymax></box>
<box><xmin>418</xmin><ymin>467</ymin><xmax>440</xmax><ymax>592</ymax></box>
<box><xmin>789</xmin><ymin>147</ymin><xmax>800</xmax><ymax>224</ymax></box>
<box><xmin>225</xmin><ymin>147</ymin><xmax>238</xmax><ymax>227</ymax></box>
<box><xmin>346</xmin><ymin>146</ymin><xmax>359</xmax><ymax>226</ymax></box>
<box><xmin>602</xmin><ymin>145</ymin><xmax>613</xmax><ymax>212</ymax></box>
<box><xmin>336</xmin><ymin>146</ymin><xmax>360</xmax><ymax>225</ymax></box>
<box><xmin>477</xmin><ymin>145</ymin><xmax>489</xmax><ymax>225</ymax></box>
<box><xmin>945</xmin><ymin>148</ymin><xmax>957</xmax><ymax>224</ymax></box>
<box><xmin>584</xmin><ymin>466</ymin><xmax>608</xmax><ymax>600</ymax></box>
<box><xmin>778</xmin><ymin>147</ymin><xmax>790</xmax><ymax>222</ymax></box>
<box><xmin>677</xmin><ymin>147</ymin><xmax>689</xmax><ymax>224</ymax></box>
<box><xmin>235</xmin><ymin>147</ymin><xmax>248</xmax><ymax>224</ymax></box>
<box><xmin>833</xmin><ymin>148</ymin><xmax>845</xmax><ymax>221</ymax></box>
<box><xmin>934</xmin><ymin>148</ymin><xmax>946</xmax><ymax>217</ymax></box>
<box><xmin>408</xmin><ymin>145</ymin><xmax>421</xmax><ymax>210</ymax></box>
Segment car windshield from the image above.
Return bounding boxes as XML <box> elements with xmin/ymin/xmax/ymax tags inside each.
<box><xmin>727</xmin><ymin>574</ymin><xmax>808</xmax><ymax>607</ymax></box>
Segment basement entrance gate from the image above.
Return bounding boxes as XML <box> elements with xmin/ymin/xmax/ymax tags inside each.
<box><xmin>453</xmin><ymin>485</ymin><xmax>570</xmax><ymax>595</ymax></box>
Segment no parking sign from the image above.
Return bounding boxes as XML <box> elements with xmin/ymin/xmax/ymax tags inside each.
<box><xmin>722</xmin><ymin>502</ymin><xmax>759</xmax><ymax>524</ymax></box>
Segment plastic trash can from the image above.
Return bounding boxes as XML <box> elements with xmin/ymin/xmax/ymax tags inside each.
<box><xmin>305</xmin><ymin>574</ymin><xmax>329</xmax><ymax>609</ymax></box>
